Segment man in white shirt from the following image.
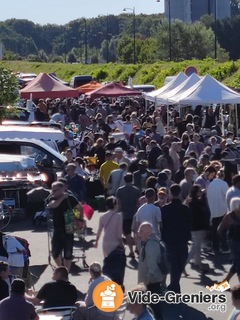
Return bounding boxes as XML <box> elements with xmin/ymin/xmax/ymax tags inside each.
<box><xmin>114</xmin><ymin>147</ymin><xmax>130</xmax><ymax>166</ymax></box>
<box><xmin>107</xmin><ymin>162</ymin><xmax>128</xmax><ymax>196</ymax></box>
<box><xmin>207</xmin><ymin>169</ymin><xmax>229</xmax><ymax>252</ymax></box>
<box><xmin>135</xmin><ymin>188</ymin><xmax>162</xmax><ymax>238</ymax></box>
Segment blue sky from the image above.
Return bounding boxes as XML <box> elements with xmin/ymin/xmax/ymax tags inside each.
<box><xmin>1</xmin><ymin>0</ymin><xmax>164</xmax><ymax>25</ymax></box>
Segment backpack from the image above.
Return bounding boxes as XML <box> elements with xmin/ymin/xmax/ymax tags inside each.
<box><xmin>143</xmin><ymin>238</ymin><xmax>170</xmax><ymax>275</ymax></box>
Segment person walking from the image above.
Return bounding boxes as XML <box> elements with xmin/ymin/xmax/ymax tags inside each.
<box><xmin>116</xmin><ymin>173</ymin><xmax>140</xmax><ymax>258</ymax></box>
<box><xmin>108</xmin><ymin>162</ymin><xmax>128</xmax><ymax>196</ymax></box>
<box><xmin>207</xmin><ymin>169</ymin><xmax>229</xmax><ymax>252</ymax></box>
<box><xmin>185</xmin><ymin>185</ymin><xmax>210</xmax><ymax>270</ymax></box>
<box><xmin>218</xmin><ymin>197</ymin><xmax>240</xmax><ymax>283</ymax></box>
<box><xmin>134</xmin><ymin>188</ymin><xmax>162</xmax><ymax>238</ymax></box>
<box><xmin>99</xmin><ymin>152</ymin><xmax>119</xmax><ymax>194</ymax></box>
<box><xmin>161</xmin><ymin>184</ymin><xmax>191</xmax><ymax>293</ymax></box>
<box><xmin>47</xmin><ymin>181</ymin><xmax>83</xmax><ymax>271</ymax></box>
<box><xmin>95</xmin><ymin>196</ymin><xmax>123</xmax><ymax>258</ymax></box>
<box><xmin>65</xmin><ymin>163</ymin><xmax>86</xmax><ymax>202</ymax></box>
<box><xmin>138</xmin><ymin>222</ymin><xmax>163</xmax><ymax>320</ymax></box>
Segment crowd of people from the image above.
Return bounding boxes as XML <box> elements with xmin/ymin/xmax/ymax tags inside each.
<box><xmin>1</xmin><ymin>95</ymin><xmax>240</xmax><ymax>319</ymax></box>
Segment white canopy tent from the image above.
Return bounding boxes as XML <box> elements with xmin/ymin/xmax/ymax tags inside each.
<box><xmin>144</xmin><ymin>72</ymin><xmax>187</xmax><ymax>102</ymax></box>
<box><xmin>169</xmin><ymin>74</ymin><xmax>240</xmax><ymax>135</ymax></box>
<box><xmin>156</xmin><ymin>73</ymin><xmax>201</xmax><ymax>105</ymax></box>
<box><xmin>170</xmin><ymin>74</ymin><xmax>240</xmax><ymax>105</ymax></box>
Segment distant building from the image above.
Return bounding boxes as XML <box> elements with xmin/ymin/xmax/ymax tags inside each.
<box><xmin>164</xmin><ymin>0</ymin><xmax>231</xmax><ymax>22</ymax></box>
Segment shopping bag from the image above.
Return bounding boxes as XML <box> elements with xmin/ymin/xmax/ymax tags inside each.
<box><xmin>64</xmin><ymin>209</ymin><xmax>75</xmax><ymax>234</ymax></box>
<box><xmin>83</xmin><ymin>203</ymin><xmax>94</xmax><ymax>220</ymax></box>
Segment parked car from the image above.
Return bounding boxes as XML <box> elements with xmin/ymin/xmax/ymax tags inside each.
<box><xmin>125</xmin><ymin>84</ymin><xmax>155</xmax><ymax>93</ymax></box>
<box><xmin>69</xmin><ymin>75</ymin><xmax>93</xmax><ymax>88</ymax></box>
<box><xmin>0</xmin><ymin>138</ymin><xmax>66</xmax><ymax>187</ymax></box>
<box><xmin>0</xmin><ymin>154</ymin><xmax>37</xmax><ymax>172</ymax></box>
<box><xmin>17</xmin><ymin>73</ymin><xmax>37</xmax><ymax>88</ymax></box>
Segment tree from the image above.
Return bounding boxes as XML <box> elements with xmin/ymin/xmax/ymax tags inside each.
<box><xmin>0</xmin><ymin>66</ymin><xmax>18</xmax><ymax>122</ymax></box>
<box><xmin>156</xmin><ymin>20</ymin><xmax>227</xmax><ymax>61</ymax></box>
<box><xmin>231</xmin><ymin>0</ymin><xmax>240</xmax><ymax>17</ymax></box>
<box><xmin>117</xmin><ymin>35</ymin><xmax>134</xmax><ymax>63</ymax></box>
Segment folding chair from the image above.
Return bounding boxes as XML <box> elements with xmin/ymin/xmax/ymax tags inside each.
<box><xmin>114</xmin><ymin>294</ymin><xmax>128</xmax><ymax>320</ymax></box>
<box><xmin>86</xmin><ymin>293</ymin><xmax>128</xmax><ymax>320</ymax></box>
<box><xmin>37</xmin><ymin>306</ymin><xmax>77</xmax><ymax>320</ymax></box>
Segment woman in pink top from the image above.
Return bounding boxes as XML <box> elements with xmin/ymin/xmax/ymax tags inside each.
<box><xmin>95</xmin><ymin>197</ymin><xmax>123</xmax><ymax>257</ymax></box>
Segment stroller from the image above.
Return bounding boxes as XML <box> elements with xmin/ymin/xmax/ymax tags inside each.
<box><xmin>26</xmin><ymin>186</ymin><xmax>51</xmax><ymax>226</ymax></box>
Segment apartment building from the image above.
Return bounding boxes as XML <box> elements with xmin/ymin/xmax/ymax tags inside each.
<box><xmin>164</xmin><ymin>0</ymin><xmax>231</xmax><ymax>22</ymax></box>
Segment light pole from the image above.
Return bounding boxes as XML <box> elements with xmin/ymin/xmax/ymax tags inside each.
<box><xmin>84</xmin><ymin>19</ymin><xmax>88</xmax><ymax>64</ymax></box>
<box><xmin>168</xmin><ymin>0</ymin><xmax>172</xmax><ymax>61</ymax></box>
<box><xmin>214</xmin><ymin>0</ymin><xmax>217</xmax><ymax>59</ymax></box>
<box><xmin>123</xmin><ymin>7</ymin><xmax>136</xmax><ymax>64</ymax></box>
<box><xmin>98</xmin><ymin>14</ymin><xmax>110</xmax><ymax>63</ymax></box>
<box><xmin>156</xmin><ymin>0</ymin><xmax>171</xmax><ymax>61</ymax></box>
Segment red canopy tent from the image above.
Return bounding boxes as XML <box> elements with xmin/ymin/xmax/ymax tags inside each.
<box><xmin>20</xmin><ymin>73</ymin><xmax>79</xmax><ymax>99</ymax></box>
<box><xmin>85</xmin><ymin>82</ymin><xmax>141</xmax><ymax>99</ymax></box>
<box><xmin>76</xmin><ymin>80</ymin><xmax>103</xmax><ymax>93</ymax></box>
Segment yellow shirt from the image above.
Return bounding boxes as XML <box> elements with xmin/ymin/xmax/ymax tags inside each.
<box><xmin>99</xmin><ymin>161</ymin><xmax>119</xmax><ymax>187</ymax></box>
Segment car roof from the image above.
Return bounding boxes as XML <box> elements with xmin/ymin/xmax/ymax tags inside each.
<box><xmin>0</xmin><ymin>125</ymin><xmax>64</xmax><ymax>141</ymax></box>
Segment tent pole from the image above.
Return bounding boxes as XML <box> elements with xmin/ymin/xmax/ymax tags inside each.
<box><xmin>235</xmin><ymin>104</ymin><xmax>238</xmax><ymax>138</ymax></box>
<box><xmin>220</xmin><ymin>104</ymin><xmax>224</xmax><ymax>137</ymax></box>
<box><xmin>167</xmin><ymin>103</ymin><xmax>169</xmax><ymax>132</ymax></box>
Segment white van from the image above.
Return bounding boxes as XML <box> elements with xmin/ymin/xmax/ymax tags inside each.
<box><xmin>0</xmin><ymin>138</ymin><xmax>66</xmax><ymax>173</ymax></box>
<box><xmin>125</xmin><ymin>84</ymin><xmax>155</xmax><ymax>93</ymax></box>
<box><xmin>0</xmin><ymin>125</ymin><xmax>64</xmax><ymax>144</ymax></box>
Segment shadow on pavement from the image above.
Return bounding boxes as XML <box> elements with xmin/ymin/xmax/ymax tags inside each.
<box><xmin>28</xmin><ymin>264</ymin><xmax>48</xmax><ymax>287</ymax></box>
<box><xmin>126</xmin><ymin>258</ymin><xmax>138</xmax><ymax>270</ymax></box>
<box><xmin>74</xmin><ymin>239</ymin><xmax>95</xmax><ymax>251</ymax></box>
<box><xmin>70</xmin><ymin>261</ymin><xmax>89</xmax><ymax>276</ymax></box>
<box><xmin>156</xmin><ymin>302</ymin><xmax>212</xmax><ymax>320</ymax></box>
<box><xmin>6</xmin><ymin>218</ymin><xmax>36</xmax><ymax>233</ymax></box>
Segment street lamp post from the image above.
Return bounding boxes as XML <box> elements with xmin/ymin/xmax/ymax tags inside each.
<box><xmin>98</xmin><ymin>14</ymin><xmax>110</xmax><ymax>63</ymax></box>
<box><xmin>214</xmin><ymin>0</ymin><xmax>217</xmax><ymax>59</ymax></box>
<box><xmin>106</xmin><ymin>16</ymin><xmax>109</xmax><ymax>63</ymax></box>
<box><xmin>156</xmin><ymin>0</ymin><xmax>171</xmax><ymax>61</ymax></box>
<box><xmin>168</xmin><ymin>0</ymin><xmax>172</xmax><ymax>61</ymax></box>
<box><xmin>84</xmin><ymin>19</ymin><xmax>88</xmax><ymax>64</ymax></box>
<box><xmin>123</xmin><ymin>7</ymin><xmax>136</xmax><ymax>64</ymax></box>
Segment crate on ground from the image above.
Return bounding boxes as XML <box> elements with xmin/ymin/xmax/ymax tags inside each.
<box><xmin>3</xmin><ymin>198</ymin><xmax>15</xmax><ymax>209</ymax></box>
<box><xmin>86</xmin><ymin>198</ymin><xmax>98</xmax><ymax>210</ymax></box>
<box><xmin>95</xmin><ymin>195</ymin><xmax>106</xmax><ymax>212</ymax></box>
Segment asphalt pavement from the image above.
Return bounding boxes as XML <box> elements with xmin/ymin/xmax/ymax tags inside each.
<box><xmin>5</xmin><ymin>212</ymin><xmax>238</xmax><ymax>320</ymax></box>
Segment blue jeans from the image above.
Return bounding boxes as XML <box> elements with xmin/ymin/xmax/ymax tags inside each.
<box><xmin>166</xmin><ymin>242</ymin><xmax>188</xmax><ymax>293</ymax></box>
